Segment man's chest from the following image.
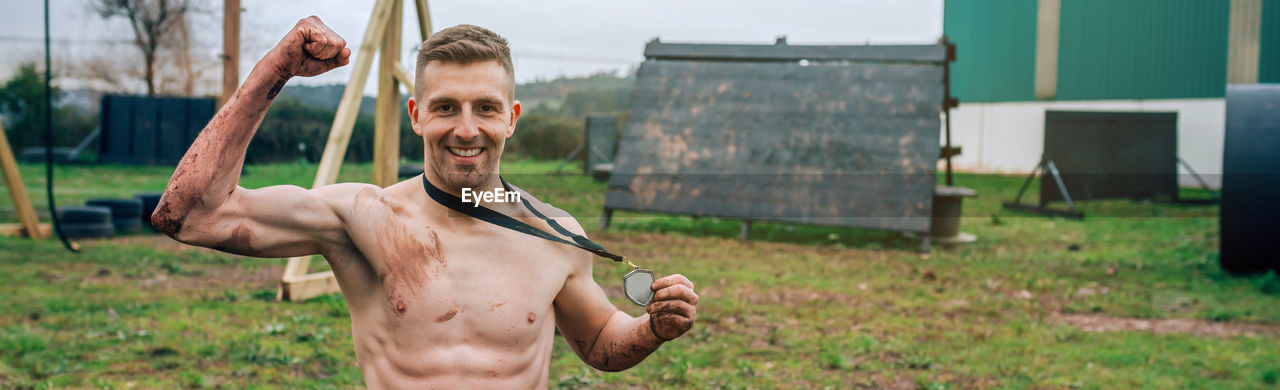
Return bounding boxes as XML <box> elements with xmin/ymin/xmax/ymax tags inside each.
<box><xmin>342</xmin><ymin>213</ymin><xmax>573</xmax><ymax>333</ymax></box>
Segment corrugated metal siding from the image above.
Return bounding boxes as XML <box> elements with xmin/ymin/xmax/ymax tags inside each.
<box><xmin>943</xmin><ymin>0</ymin><xmax>1038</xmax><ymax>102</ymax></box>
<box><xmin>1056</xmin><ymin>0</ymin><xmax>1229</xmax><ymax>100</ymax></box>
<box><xmin>1261</xmin><ymin>0</ymin><xmax>1280</xmax><ymax>83</ymax></box>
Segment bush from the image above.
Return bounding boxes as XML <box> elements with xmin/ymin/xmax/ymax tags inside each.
<box><xmin>506</xmin><ymin>112</ymin><xmax>583</xmax><ymax>160</ymax></box>
<box><xmin>249</xmin><ymin>98</ymin><xmax>421</xmax><ymax>164</ymax></box>
<box><xmin>0</xmin><ymin>63</ymin><xmax>98</xmax><ymax>153</ymax></box>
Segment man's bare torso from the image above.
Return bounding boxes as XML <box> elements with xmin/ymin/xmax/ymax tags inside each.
<box><xmin>323</xmin><ymin>177</ymin><xmax>580</xmax><ymax>388</ymax></box>
<box><xmin>152</xmin><ymin>17</ymin><xmax>696</xmax><ymax>389</ymax></box>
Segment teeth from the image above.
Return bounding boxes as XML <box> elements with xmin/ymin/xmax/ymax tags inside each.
<box><xmin>448</xmin><ymin>147</ymin><xmax>481</xmax><ymax>157</ymax></box>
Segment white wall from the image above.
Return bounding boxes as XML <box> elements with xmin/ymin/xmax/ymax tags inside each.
<box><xmin>942</xmin><ymin>98</ymin><xmax>1225</xmax><ymax>188</ymax></box>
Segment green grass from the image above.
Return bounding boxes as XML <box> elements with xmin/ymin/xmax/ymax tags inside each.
<box><xmin>1</xmin><ymin>162</ymin><xmax>1278</xmax><ymax>388</ymax></box>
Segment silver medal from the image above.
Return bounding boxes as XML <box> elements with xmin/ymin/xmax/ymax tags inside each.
<box><xmin>623</xmin><ymin>268</ymin><xmax>655</xmax><ymax>306</ymax></box>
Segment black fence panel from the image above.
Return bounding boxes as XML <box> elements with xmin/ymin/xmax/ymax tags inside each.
<box><xmin>584</xmin><ymin>115</ymin><xmax>619</xmax><ymax>173</ymax></box>
<box><xmin>605</xmin><ymin>41</ymin><xmax>947</xmax><ymax>233</ymax></box>
<box><xmin>99</xmin><ymin>94</ymin><xmax>215</xmax><ymax>165</ymax></box>
<box><xmin>1220</xmin><ymin>85</ymin><xmax>1280</xmax><ymax>273</ymax></box>
<box><xmin>1041</xmin><ymin>111</ymin><xmax>1178</xmax><ymax>202</ymax></box>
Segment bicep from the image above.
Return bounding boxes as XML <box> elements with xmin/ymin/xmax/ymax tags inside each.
<box><xmin>176</xmin><ymin>184</ymin><xmax>353</xmax><ymax>258</ymax></box>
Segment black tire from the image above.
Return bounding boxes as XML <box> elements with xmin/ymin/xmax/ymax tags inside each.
<box><xmin>134</xmin><ymin>192</ymin><xmax>164</xmax><ymax>232</ymax></box>
<box><xmin>112</xmin><ymin>217</ymin><xmax>143</xmax><ymax>234</ymax></box>
<box><xmin>57</xmin><ymin>206</ymin><xmax>112</xmax><ymax>223</ymax></box>
<box><xmin>59</xmin><ymin>221</ymin><xmax>115</xmax><ymax>239</ymax></box>
<box><xmin>86</xmin><ymin>198</ymin><xmax>143</xmax><ymax>218</ymax></box>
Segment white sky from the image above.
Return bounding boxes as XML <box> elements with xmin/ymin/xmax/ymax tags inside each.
<box><xmin>0</xmin><ymin>0</ymin><xmax>943</xmax><ymax>95</ymax></box>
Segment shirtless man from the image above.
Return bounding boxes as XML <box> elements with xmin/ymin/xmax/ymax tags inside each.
<box><xmin>153</xmin><ymin>17</ymin><xmax>699</xmax><ymax>388</ymax></box>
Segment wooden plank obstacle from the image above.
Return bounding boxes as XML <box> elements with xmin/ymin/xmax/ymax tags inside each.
<box><xmin>602</xmin><ymin>38</ymin><xmax>956</xmax><ymax>249</ymax></box>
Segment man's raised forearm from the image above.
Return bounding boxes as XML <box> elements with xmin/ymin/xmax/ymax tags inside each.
<box><xmin>151</xmin><ymin>65</ymin><xmax>288</xmax><ymax>238</ymax></box>
<box><xmin>583</xmin><ymin>313</ymin><xmax>666</xmax><ymax>372</ymax></box>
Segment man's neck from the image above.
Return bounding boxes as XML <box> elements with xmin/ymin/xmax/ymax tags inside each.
<box><xmin>423</xmin><ymin>173</ymin><xmax>523</xmax><ymax>214</ymax></box>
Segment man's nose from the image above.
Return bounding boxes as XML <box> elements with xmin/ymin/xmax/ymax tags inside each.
<box><xmin>454</xmin><ymin>108</ymin><xmax>481</xmax><ymax>140</ymax></box>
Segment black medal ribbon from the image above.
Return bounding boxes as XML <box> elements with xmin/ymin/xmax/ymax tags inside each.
<box><xmin>421</xmin><ymin>175</ymin><xmax>627</xmax><ymax>263</ymax></box>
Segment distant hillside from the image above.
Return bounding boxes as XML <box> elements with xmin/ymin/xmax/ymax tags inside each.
<box><xmin>516</xmin><ymin>71</ymin><xmax>635</xmax><ymax>113</ymax></box>
<box><xmin>274</xmin><ymin>85</ymin><xmax>380</xmax><ymax>117</ymax></box>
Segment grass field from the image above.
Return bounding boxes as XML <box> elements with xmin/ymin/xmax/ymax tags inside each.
<box><xmin>1</xmin><ymin>161</ymin><xmax>1278</xmax><ymax>389</ymax></box>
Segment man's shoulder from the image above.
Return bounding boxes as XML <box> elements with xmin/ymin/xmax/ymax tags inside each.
<box><xmin>311</xmin><ymin>182</ymin><xmax>403</xmax><ymax>219</ymax></box>
<box><xmin>314</xmin><ymin>182</ymin><xmax>384</xmax><ymax>202</ymax></box>
<box><xmin>510</xmin><ymin>185</ymin><xmax>586</xmax><ymax>237</ymax></box>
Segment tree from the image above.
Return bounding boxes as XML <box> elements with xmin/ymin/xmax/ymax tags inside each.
<box><xmin>93</xmin><ymin>0</ymin><xmax>196</xmax><ymax>96</ymax></box>
<box><xmin>0</xmin><ymin>63</ymin><xmax>58</xmax><ymax>151</ymax></box>
<box><xmin>0</xmin><ymin>63</ymin><xmax>96</xmax><ymax>152</ymax></box>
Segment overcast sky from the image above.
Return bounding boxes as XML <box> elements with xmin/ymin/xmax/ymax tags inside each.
<box><xmin>0</xmin><ymin>0</ymin><xmax>943</xmax><ymax>95</ymax></box>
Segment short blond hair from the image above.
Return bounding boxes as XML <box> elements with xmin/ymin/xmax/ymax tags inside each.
<box><xmin>415</xmin><ymin>24</ymin><xmax>514</xmax><ymax>99</ymax></box>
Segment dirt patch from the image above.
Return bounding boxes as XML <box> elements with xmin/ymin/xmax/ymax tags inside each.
<box><xmin>76</xmin><ymin>260</ymin><xmax>284</xmax><ymax>292</ymax></box>
<box><xmin>739</xmin><ymin>287</ymin><xmax>856</xmax><ymax>306</ymax></box>
<box><xmin>1057</xmin><ymin>313</ymin><xmax>1280</xmax><ymax>338</ymax></box>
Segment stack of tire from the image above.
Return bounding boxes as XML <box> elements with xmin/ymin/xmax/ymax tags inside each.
<box><xmin>134</xmin><ymin>192</ymin><xmax>164</xmax><ymax>233</ymax></box>
<box><xmin>87</xmin><ymin>198</ymin><xmax>143</xmax><ymax>234</ymax></box>
<box><xmin>56</xmin><ymin>197</ymin><xmax>147</xmax><ymax>239</ymax></box>
<box><xmin>55</xmin><ymin>206</ymin><xmax>116</xmax><ymax>239</ymax></box>
<box><xmin>53</xmin><ymin>192</ymin><xmax>167</xmax><ymax>239</ymax></box>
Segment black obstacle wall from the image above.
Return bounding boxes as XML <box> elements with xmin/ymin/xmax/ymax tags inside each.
<box><xmin>1220</xmin><ymin>84</ymin><xmax>1280</xmax><ymax>273</ymax></box>
<box><xmin>1040</xmin><ymin>111</ymin><xmax>1179</xmax><ymax>202</ymax></box>
<box><xmin>604</xmin><ymin>40</ymin><xmax>948</xmax><ymax>233</ymax></box>
<box><xmin>100</xmin><ymin>94</ymin><xmax>215</xmax><ymax>165</ymax></box>
<box><xmin>584</xmin><ymin>115</ymin><xmax>619</xmax><ymax>173</ymax></box>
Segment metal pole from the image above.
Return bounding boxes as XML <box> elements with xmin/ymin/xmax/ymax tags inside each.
<box><xmin>44</xmin><ymin>0</ymin><xmax>77</xmax><ymax>252</ymax></box>
<box><xmin>942</xmin><ymin>37</ymin><xmax>956</xmax><ymax>186</ymax></box>
<box><xmin>1045</xmin><ymin>159</ymin><xmax>1076</xmax><ymax>211</ymax></box>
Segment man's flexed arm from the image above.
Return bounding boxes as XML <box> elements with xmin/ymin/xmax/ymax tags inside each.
<box><xmin>153</xmin><ymin>16</ymin><xmax>352</xmax><ymax>257</ymax></box>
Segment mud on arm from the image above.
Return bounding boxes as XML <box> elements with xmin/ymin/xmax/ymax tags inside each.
<box><xmin>553</xmin><ymin>250</ymin><xmax>699</xmax><ymax>372</ymax></box>
<box><xmin>152</xmin><ymin>16</ymin><xmax>352</xmax><ymax>257</ymax></box>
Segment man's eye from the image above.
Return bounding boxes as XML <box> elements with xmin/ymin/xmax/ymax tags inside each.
<box><xmin>481</xmin><ymin>105</ymin><xmax>496</xmax><ymax>113</ymax></box>
<box><xmin>436</xmin><ymin>104</ymin><xmax>453</xmax><ymax>113</ymax></box>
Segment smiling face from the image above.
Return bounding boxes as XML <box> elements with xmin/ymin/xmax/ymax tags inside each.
<box><xmin>408</xmin><ymin>60</ymin><xmax>521</xmax><ymax>192</ymax></box>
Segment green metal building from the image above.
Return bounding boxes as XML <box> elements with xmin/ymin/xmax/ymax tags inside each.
<box><xmin>945</xmin><ymin>0</ymin><xmax>1277</xmax><ymax>102</ymax></box>
<box><xmin>940</xmin><ymin>0</ymin><xmax>1277</xmax><ymax>186</ymax></box>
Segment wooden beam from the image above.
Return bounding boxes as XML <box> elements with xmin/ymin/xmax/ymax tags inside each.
<box><xmin>413</xmin><ymin>0</ymin><xmax>432</xmax><ymax>42</ymax></box>
<box><xmin>312</xmin><ymin>0</ymin><xmax>396</xmax><ymax>188</ymax></box>
<box><xmin>281</xmin><ymin>270</ymin><xmax>342</xmax><ymax>302</ymax></box>
<box><xmin>643</xmin><ymin>41</ymin><xmax>948</xmax><ymax>63</ymax></box>
<box><xmin>281</xmin><ymin>0</ymin><xmax>396</xmax><ymax>302</ymax></box>
<box><xmin>373</xmin><ymin>0</ymin><xmax>403</xmax><ymax>188</ymax></box>
<box><xmin>0</xmin><ymin>121</ymin><xmax>44</xmax><ymax>238</ymax></box>
<box><xmin>393</xmin><ymin>62</ymin><xmax>415</xmax><ymax>91</ymax></box>
<box><xmin>276</xmin><ymin>254</ymin><xmax>314</xmax><ymax>300</ymax></box>
<box><xmin>220</xmin><ymin>0</ymin><xmax>240</xmax><ymax>107</ymax></box>
<box><xmin>0</xmin><ymin>223</ymin><xmax>50</xmax><ymax>238</ymax></box>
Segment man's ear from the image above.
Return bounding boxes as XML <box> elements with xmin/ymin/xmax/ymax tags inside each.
<box><xmin>506</xmin><ymin>100</ymin><xmax>522</xmax><ymax>138</ymax></box>
<box><xmin>407</xmin><ymin>96</ymin><xmax>423</xmax><ymax>136</ymax></box>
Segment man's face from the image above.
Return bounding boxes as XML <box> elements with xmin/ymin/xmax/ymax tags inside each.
<box><xmin>408</xmin><ymin>60</ymin><xmax>520</xmax><ymax>191</ymax></box>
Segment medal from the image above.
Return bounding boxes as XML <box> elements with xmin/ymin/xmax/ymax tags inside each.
<box><xmin>623</xmin><ymin>267</ymin><xmax>655</xmax><ymax>306</ymax></box>
<box><xmin>424</xmin><ymin>176</ymin><xmax>655</xmax><ymax>306</ymax></box>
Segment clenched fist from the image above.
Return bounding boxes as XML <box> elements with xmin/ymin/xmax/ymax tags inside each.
<box><xmin>266</xmin><ymin>16</ymin><xmax>351</xmax><ymax>78</ymax></box>
<box><xmin>647</xmin><ymin>274</ymin><xmax>699</xmax><ymax>341</ymax></box>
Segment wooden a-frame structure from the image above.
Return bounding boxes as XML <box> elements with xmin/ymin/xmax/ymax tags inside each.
<box><xmin>0</xmin><ymin>121</ymin><xmax>51</xmax><ymax>238</ymax></box>
<box><xmin>277</xmin><ymin>0</ymin><xmax>433</xmax><ymax>301</ymax></box>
